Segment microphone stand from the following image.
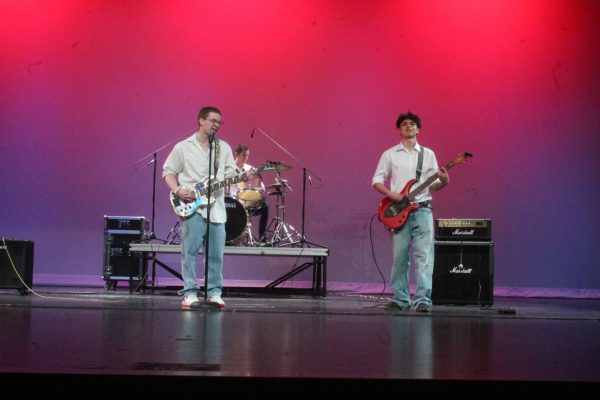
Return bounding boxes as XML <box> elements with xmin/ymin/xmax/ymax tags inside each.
<box><xmin>150</xmin><ymin>152</ymin><xmax>157</xmax><ymax>237</ymax></box>
<box><xmin>133</xmin><ymin>132</ymin><xmax>190</xmax><ymax>242</ymax></box>
<box><xmin>133</xmin><ymin>132</ymin><xmax>190</xmax><ymax>287</ymax></box>
<box><xmin>197</xmin><ymin>132</ymin><xmax>220</xmax><ymax>309</ymax></box>
<box><xmin>252</xmin><ymin>127</ymin><xmax>325</xmax><ymax>248</ymax></box>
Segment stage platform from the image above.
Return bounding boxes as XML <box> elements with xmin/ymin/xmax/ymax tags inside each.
<box><xmin>1</xmin><ymin>285</ymin><xmax>599</xmax><ymax>398</ymax></box>
<box><xmin>128</xmin><ymin>243</ymin><xmax>328</xmax><ymax>296</ymax></box>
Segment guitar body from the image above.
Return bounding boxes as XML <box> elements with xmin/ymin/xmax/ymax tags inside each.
<box><xmin>169</xmin><ymin>162</ymin><xmax>281</xmax><ymax>219</ymax></box>
<box><xmin>378</xmin><ymin>179</ymin><xmax>420</xmax><ymax>231</ymax></box>
<box><xmin>169</xmin><ymin>177</ymin><xmax>215</xmax><ymax>219</ymax></box>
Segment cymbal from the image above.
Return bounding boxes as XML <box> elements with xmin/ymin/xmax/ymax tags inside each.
<box><xmin>265</xmin><ymin>161</ymin><xmax>292</xmax><ymax>172</ymax></box>
<box><xmin>266</xmin><ymin>183</ymin><xmax>283</xmax><ymax>189</ymax></box>
<box><xmin>277</xmin><ymin>162</ymin><xmax>292</xmax><ymax>171</ymax></box>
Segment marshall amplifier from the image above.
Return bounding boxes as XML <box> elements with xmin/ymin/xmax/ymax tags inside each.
<box><xmin>0</xmin><ymin>239</ymin><xmax>34</xmax><ymax>294</ymax></box>
<box><xmin>436</xmin><ymin>218</ymin><xmax>491</xmax><ymax>241</ymax></box>
<box><xmin>432</xmin><ymin>241</ymin><xmax>494</xmax><ymax>306</ymax></box>
<box><xmin>103</xmin><ymin>216</ymin><xmax>147</xmax><ymax>289</ymax></box>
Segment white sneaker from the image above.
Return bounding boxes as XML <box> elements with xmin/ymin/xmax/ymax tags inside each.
<box><xmin>181</xmin><ymin>294</ymin><xmax>200</xmax><ymax>308</ymax></box>
<box><xmin>207</xmin><ymin>295</ymin><xmax>226</xmax><ymax>308</ymax></box>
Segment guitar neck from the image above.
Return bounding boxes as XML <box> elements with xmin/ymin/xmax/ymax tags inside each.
<box><xmin>407</xmin><ymin>160</ymin><xmax>457</xmax><ymax>201</ymax></box>
<box><xmin>197</xmin><ymin>172</ymin><xmax>248</xmax><ymax>196</ymax></box>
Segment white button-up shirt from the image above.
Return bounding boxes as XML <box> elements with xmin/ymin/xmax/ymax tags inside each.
<box><xmin>163</xmin><ymin>135</ymin><xmax>237</xmax><ymax>223</ymax></box>
<box><xmin>372</xmin><ymin>142</ymin><xmax>439</xmax><ymax>203</ymax></box>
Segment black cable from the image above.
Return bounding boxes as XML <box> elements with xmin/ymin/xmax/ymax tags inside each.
<box><xmin>367</xmin><ymin>213</ymin><xmax>390</xmax><ymax>306</ymax></box>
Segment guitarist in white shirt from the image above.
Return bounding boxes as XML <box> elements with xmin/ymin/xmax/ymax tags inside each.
<box><xmin>163</xmin><ymin>106</ymin><xmax>240</xmax><ymax>309</ymax></box>
<box><xmin>372</xmin><ymin>111</ymin><xmax>449</xmax><ymax>312</ymax></box>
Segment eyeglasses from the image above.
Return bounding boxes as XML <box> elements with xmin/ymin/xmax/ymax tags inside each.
<box><xmin>206</xmin><ymin>118</ymin><xmax>223</xmax><ymax>125</ymax></box>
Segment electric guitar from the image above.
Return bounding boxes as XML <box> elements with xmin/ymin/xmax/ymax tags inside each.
<box><xmin>377</xmin><ymin>151</ymin><xmax>472</xmax><ymax>231</ymax></box>
<box><xmin>170</xmin><ymin>162</ymin><xmax>279</xmax><ymax>218</ymax></box>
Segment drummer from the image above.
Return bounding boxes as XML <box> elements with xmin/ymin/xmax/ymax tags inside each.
<box><xmin>229</xmin><ymin>144</ymin><xmax>269</xmax><ymax>242</ymax></box>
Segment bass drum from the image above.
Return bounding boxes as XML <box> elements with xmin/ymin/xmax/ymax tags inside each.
<box><xmin>225</xmin><ymin>196</ymin><xmax>248</xmax><ymax>245</ymax></box>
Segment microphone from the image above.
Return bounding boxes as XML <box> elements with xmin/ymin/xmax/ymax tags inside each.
<box><xmin>250</xmin><ymin>128</ymin><xmax>255</xmax><ymax>138</ymax></box>
<box><xmin>208</xmin><ymin>131</ymin><xmax>216</xmax><ymax>143</ymax></box>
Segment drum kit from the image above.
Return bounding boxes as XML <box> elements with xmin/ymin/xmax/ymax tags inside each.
<box><xmin>225</xmin><ymin>161</ymin><xmax>300</xmax><ymax>247</ymax></box>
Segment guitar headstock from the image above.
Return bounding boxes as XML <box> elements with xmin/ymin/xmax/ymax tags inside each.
<box><xmin>454</xmin><ymin>151</ymin><xmax>473</xmax><ymax>164</ymax></box>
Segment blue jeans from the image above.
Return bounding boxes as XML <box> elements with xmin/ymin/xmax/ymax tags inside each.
<box><xmin>178</xmin><ymin>213</ymin><xmax>225</xmax><ymax>298</ymax></box>
<box><xmin>390</xmin><ymin>208</ymin><xmax>434</xmax><ymax>307</ymax></box>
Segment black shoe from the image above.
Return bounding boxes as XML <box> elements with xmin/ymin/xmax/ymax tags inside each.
<box><xmin>415</xmin><ymin>303</ymin><xmax>431</xmax><ymax>313</ymax></box>
<box><xmin>386</xmin><ymin>301</ymin><xmax>410</xmax><ymax>311</ymax></box>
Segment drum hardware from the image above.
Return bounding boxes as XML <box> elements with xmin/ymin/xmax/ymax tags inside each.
<box><xmin>242</xmin><ymin>220</ymin><xmax>259</xmax><ymax>247</ymax></box>
<box><xmin>251</xmin><ymin>127</ymin><xmax>326</xmax><ymax>249</ymax></box>
<box><xmin>239</xmin><ymin>206</ymin><xmax>261</xmax><ymax>247</ymax></box>
<box><xmin>267</xmin><ymin>177</ymin><xmax>293</xmax><ymax>192</ymax></box>
<box><xmin>262</xmin><ymin>174</ymin><xmax>302</xmax><ymax>247</ymax></box>
<box><xmin>232</xmin><ymin>173</ymin><xmax>266</xmax><ymax>247</ymax></box>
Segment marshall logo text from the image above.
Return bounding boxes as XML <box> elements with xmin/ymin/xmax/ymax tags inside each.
<box><xmin>452</xmin><ymin>229</ymin><xmax>475</xmax><ymax>236</ymax></box>
<box><xmin>450</xmin><ymin>264</ymin><xmax>472</xmax><ymax>274</ymax></box>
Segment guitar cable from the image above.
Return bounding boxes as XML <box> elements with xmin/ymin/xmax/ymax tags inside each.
<box><xmin>364</xmin><ymin>213</ymin><xmax>396</xmax><ymax>308</ymax></box>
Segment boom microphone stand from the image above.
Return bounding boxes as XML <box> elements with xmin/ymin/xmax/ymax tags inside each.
<box><xmin>133</xmin><ymin>133</ymin><xmax>191</xmax><ymax>287</ymax></box>
<box><xmin>251</xmin><ymin>127</ymin><xmax>325</xmax><ymax>248</ymax></box>
<box><xmin>134</xmin><ymin>133</ymin><xmax>190</xmax><ymax>242</ymax></box>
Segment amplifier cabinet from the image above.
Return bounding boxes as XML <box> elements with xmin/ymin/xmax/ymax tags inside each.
<box><xmin>104</xmin><ymin>215</ymin><xmax>148</xmax><ymax>232</ymax></box>
<box><xmin>436</xmin><ymin>218</ymin><xmax>491</xmax><ymax>241</ymax></box>
<box><xmin>432</xmin><ymin>241</ymin><xmax>494</xmax><ymax>306</ymax></box>
<box><xmin>103</xmin><ymin>216</ymin><xmax>146</xmax><ymax>286</ymax></box>
<box><xmin>0</xmin><ymin>239</ymin><xmax>34</xmax><ymax>294</ymax></box>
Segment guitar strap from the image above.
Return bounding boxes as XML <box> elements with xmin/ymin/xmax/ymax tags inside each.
<box><xmin>213</xmin><ymin>139</ymin><xmax>221</xmax><ymax>176</ymax></box>
<box><xmin>416</xmin><ymin>145</ymin><xmax>424</xmax><ymax>181</ymax></box>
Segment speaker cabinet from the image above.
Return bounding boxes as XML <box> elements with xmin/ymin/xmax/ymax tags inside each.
<box><xmin>103</xmin><ymin>216</ymin><xmax>147</xmax><ymax>289</ymax></box>
<box><xmin>432</xmin><ymin>241</ymin><xmax>494</xmax><ymax>306</ymax></box>
<box><xmin>0</xmin><ymin>239</ymin><xmax>34</xmax><ymax>294</ymax></box>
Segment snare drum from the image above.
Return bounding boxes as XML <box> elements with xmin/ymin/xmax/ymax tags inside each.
<box><xmin>236</xmin><ymin>187</ymin><xmax>264</xmax><ymax>210</ymax></box>
<box><xmin>224</xmin><ymin>196</ymin><xmax>248</xmax><ymax>245</ymax></box>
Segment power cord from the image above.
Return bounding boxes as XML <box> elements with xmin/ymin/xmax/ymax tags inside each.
<box><xmin>1</xmin><ymin>237</ymin><xmax>138</xmax><ymax>303</ymax></box>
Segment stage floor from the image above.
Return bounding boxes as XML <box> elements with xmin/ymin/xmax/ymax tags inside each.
<box><xmin>1</xmin><ymin>285</ymin><xmax>599</xmax><ymax>397</ymax></box>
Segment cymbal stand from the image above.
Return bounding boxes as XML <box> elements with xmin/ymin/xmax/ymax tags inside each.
<box><xmin>263</xmin><ymin>176</ymin><xmax>302</xmax><ymax>247</ymax></box>
<box><xmin>164</xmin><ymin>220</ymin><xmax>181</xmax><ymax>245</ymax></box>
<box><xmin>251</xmin><ymin>127</ymin><xmax>325</xmax><ymax>248</ymax></box>
<box><xmin>243</xmin><ymin>215</ymin><xmax>258</xmax><ymax>247</ymax></box>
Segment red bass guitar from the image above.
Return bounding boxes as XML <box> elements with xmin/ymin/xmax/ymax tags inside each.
<box><xmin>377</xmin><ymin>151</ymin><xmax>472</xmax><ymax>231</ymax></box>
